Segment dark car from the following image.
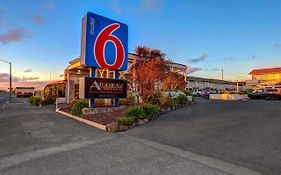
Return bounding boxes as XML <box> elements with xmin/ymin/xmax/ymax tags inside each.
<box><xmin>248</xmin><ymin>88</ymin><xmax>281</xmax><ymax>100</ymax></box>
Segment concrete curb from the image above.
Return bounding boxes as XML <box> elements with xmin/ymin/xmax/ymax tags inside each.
<box><xmin>57</xmin><ymin>110</ymin><xmax>107</xmax><ymax>131</ymax></box>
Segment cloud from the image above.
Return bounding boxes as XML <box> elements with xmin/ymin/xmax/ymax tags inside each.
<box><xmin>22</xmin><ymin>76</ymin><xmax>39</xmax><ymax>81</ymax></box>
<box><xmin>0</xmin><ymin>81</ymin><xmax>48</xmax><ymax>90</ymax></box>
<box><xmin>224</xmin><ymin>57</ymin><xmax>236</xmax><ymax>61</ymax></box>
<box><xmin>249</xmin><ymin>55</ymin><xmax>257</xmax><ymax>60</ymax></box>
<box><xmin>211</xmin><ymin>68</ymin><xmax>220</xmax><ymax>71</ymax></box>
<box><xmin>186</xmin><ymin>66</ymin><xmax>202</xmax><ymax>74</ymax></box>
<box><xmin>187</xmin><ymin>54</ymin><xmax>208</xmax><ymax>63</ymax></box>
<box><xmin>41</xmin><ymin>0</ymin><xmax>54</xmax><ymax>10</ymax></box>
<box><xmin>142</xmin><ymin>0</ymin><xmax>164</xmax><ymax>11</ymax></box>
<box><xmin>0</xmin><ymin>73</ymin><xmax>39</xmax><ymax>83</ymax></box>
<box><xmin>110</xmin><ymin>0</ymin><xmax>164</xmax><ymax>13</ymax></box>
<box><xmin>32</xmin><ymin>15</ymin><xmax>44</xmax><ymax>24</ymax></box>
<box><xmin>0</xmin><ymin>28</ymin><xmax>32</xmax><ymax>44</ymax></box>
<box><xmin>273</xmin><ymin>43</ymin><xmax>280</xmax><ymax>49</ymax></box>
<box><xmin>24</xmin><ymin>69</ymin><xmax>33</xmax><ymax>73</ymax></box>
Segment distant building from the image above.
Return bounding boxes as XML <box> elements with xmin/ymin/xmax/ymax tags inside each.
<box><xmin>186</xmin><ymin>76</ymin><xmax>248</xmax><ymax>91</ymax></box>
<box><xmin>15</xmin><ymin>87</ymin><xmax>35</xmax><ymax>97</ymax></box>
<box><xmin>247</xmin><ymin>67</ymin><xmax>281</xmax><ymax>88</ymax></box>
<box><xmin>34</xmin><ymin>81</ymin><xmax>65</xmax><ymax>100</ymax></box>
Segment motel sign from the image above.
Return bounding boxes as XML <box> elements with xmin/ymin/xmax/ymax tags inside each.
<box><xmin>80</xmin><ymin>12</ymin><xmax>128</xmax><ymax>71</ymax></box>
<box><xmin>79</xmin><ymin>12</ymin><xmax>128</xmax><ymax>107</ymax></box>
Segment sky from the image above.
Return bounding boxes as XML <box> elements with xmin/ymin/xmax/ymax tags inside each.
<box><xmin>0</xmin><ymin>0</ymin><xmax>281</xmax><ymax>90</ymax></box>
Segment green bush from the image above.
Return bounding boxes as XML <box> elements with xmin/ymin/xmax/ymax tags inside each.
<box><xmin>182</xmin><ymin>90</ymin><xmax>193</xmax><ymax>97</ymax></box>
<box><xmin>160</xmin><ymin>96</ymin><xmax>177</xmax><ymax>108</ymax></box>
<box><xmin>40</xmin><ymin>98</ymin><xmax>55</xmax><ymax>106</ymax></box>
<box><xmin>29</xmin><ymin>96</ymin><xmax>34</xmax><ymax>104</ymax></box>
<box><xmin>177</xmin><ymin>94</ymin><xmax>188</xmax><ymax>104</ymax></box>
<box><xmin>116</xmin><ymin>116</ymin><xmax>135</xmax><ymax>126</ymax></box>
<box><xmin>147</xmin><ymin>91</ymin><xmax>161</xmax><ymax>105</ymax></box>
<box><xmin>142</xmin><ymin>104</ymin><xmax>160</xmax><ymax>119</ymax></box>
<box><xmin>124</xmin><ymin>105</ymin><xmax>146</xmax><ymax>119</ymax></box>
<box><xmin>29</xmin><ymin>96</ymin><xmax>42</xmax><ymax>106</ymax></box>
<box><xmin>71</xmin><ymin>100</ymin><xmax>88</xmax><ymax>116</ymax></box>
<box><xmin>119</xmin><ymin>93</ymin><xmax>136</xmax><ymax>106</ymax></box>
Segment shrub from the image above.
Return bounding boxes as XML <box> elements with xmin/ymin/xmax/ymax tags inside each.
<box><xmin>124</xmin><ymin>105</ymin><xmax>146</xmax><ymax>119</ymax></box>
<box><xmin>182</xmin><ymin>90</ymin><xmax>193</xmax><ymax>97</ymax></box>
<box><xmin>29</xmin><ymin>96</ymin><xmax>42</xmax><ymax>106</ymax></box>
<box><xmin>160</xmin><ymin>96</ymin><xmax>177</xmax><ymax>108</ymax></box>
<box><xmin>29</xmin><ymin>96</ymin><xmax>34</xmax><ymax>104</ymax></box>
<box><xmin>147</xmin><ymin>91</ymin><xmax>161</xmax><ymax>105</ymax></box>
<box><xmin>177</xmin><ymin>94</ymin><xmax>188</xmax><ymax>105</ymax></box>
<box><xmin>142</xmin><ymin>104</ymin><xmax>160</xmax><ymax>119</ymax></box>
<box><xmin>119</xmin><ymin>93</ymin><xmax>136</xmax><ymax>106</ymax></box>
<box><xmin>116</xmin><ymin>116</ymin><xmax>135</xmax><ymax>126</ymax></box>
<box><xmin>40</xmin><ymin>98</ymin><xmax>55</xmax><ymax>106</ymax></box>
<box><xmin>71</xmin><ymin>100</ymin><xmax>88</xmax><ymax>116</ymax></box>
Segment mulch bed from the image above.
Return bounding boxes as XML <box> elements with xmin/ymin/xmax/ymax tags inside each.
<box><xmin>60</xmin><ymin>105</ymin><xmax>72</xmax><ymax>113</ymax></box>
<box><xmin>81</xmin><ymin>110</ymin><xmax>124</xmax><ymax>125</ymax></box>
<box><xmin>59</xmin><ymin>105</ymin><xmax>125</xmax><ymax>126</ymax></box>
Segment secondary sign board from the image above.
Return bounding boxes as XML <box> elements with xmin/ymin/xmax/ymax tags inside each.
<box><xmin>80</xmin><ymin>12</ymin><xmax>128</xmax><ymax>71</ymax></box>
<box><xmin>79</xmin><ymin>77</ymin><xmax>127</xmax><ymax>99</ymax></box>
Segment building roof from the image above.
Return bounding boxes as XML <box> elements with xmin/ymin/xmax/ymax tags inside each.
<box><xmin>187</xmin><ymin>76</ymin><xmax>235</xmax><ymax>85</ymax></box>
<box><xmin>249</xmin><ymin>67</ymin><xmax>281</xmax><ymax>75</ymax></box>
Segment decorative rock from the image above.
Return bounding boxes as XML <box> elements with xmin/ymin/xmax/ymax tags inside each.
<box><xmin>119</xmin><ymin>125</ymin><xmax>129</xmax><ymax>131</ymax></box>
<box><xmin>82</xmin><ymin>106</ymin><xmax>126</xmax><ymax>115</ymax></box>
<box><xmin>106</xmin><ymin>122</ymin><xmax>119</xmax><ymax>132</ymax></box>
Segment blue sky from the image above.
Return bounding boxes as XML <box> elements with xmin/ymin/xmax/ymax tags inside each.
<box><xmin>0</xmin><ymin>0</ymin><xmax>281</xmax><ymax>88</ymax></box>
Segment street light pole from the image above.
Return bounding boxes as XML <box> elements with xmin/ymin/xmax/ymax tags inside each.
<box><xmin>0</xmin><ymin>59</ymin><xmax>12</xmax><ymax>102</ymax></box>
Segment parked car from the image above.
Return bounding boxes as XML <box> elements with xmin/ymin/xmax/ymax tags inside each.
<box><xmin>191</xmin><ymin>89</ymin><xmax>203</xmax><ymax>96</ymax></box>
<box><xmin>248</xmin><ymin>88</ymin><xmax>281</xmax><ymax>100</ymax></box>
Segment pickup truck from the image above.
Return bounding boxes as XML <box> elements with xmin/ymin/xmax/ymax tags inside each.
<box><xmin>248</xmin><ymin>88</ymin><xmax>281</xmax><ymax>100</ymax></box>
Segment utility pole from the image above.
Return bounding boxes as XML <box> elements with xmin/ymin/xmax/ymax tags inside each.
<box><xmin>236</xmin><ymin>80</ymin><xmax>239</xmax><ymax>93</ymax></box>
<box><xmin>0</xmin><ymin>59</ymin><xmax>12</xmax><ymax>102</ymax></box>
<box><xmin>221</xmin><ymin>69</ymin><xmax>224</xmax><ymax>81</ymax></box>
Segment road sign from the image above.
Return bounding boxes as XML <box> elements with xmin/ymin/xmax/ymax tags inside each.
<box><xmin>80</xmin><ymin>12</ymin><xmax>128</xmax><ymax>71</ymax></box>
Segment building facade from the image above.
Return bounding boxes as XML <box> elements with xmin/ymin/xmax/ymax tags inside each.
<box><xmin>64</xmin><ymin>53</ymin><xmax>187</xmax><ymax>103</ymax></box>
<box><xmin>247</xmin><ymin>67</ymin><xmax>281</xmax><ymax>88</ymax></box>
<box><xmin>186</xmin><ymin>76</ymin><xmax>246</xmax><ymax>91</ymax></box>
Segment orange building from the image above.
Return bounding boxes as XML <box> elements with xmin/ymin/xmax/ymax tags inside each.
<box><xmin>247</xmin><ymin>67</ymin><xmax>281</xmax><ymax>88</ymax></box>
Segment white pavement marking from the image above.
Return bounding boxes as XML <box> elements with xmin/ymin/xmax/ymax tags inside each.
<box><xmin>122</xmin><ymin>134</ymin><xmax>263</xmax><ymax>175</ymax></box>
<box><xmin>1</xmin><ymin>101</ymin><xmax>9</xmax><ymax>110</ymax></box>
<box><xmin>0</xmin><ymin>136</ymin><xmax>116</xmax><ymax>169</ymax></box>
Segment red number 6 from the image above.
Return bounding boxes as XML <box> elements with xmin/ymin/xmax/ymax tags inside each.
<box><xmin>94</xmin><ymin>23</ymin><xmax>125</xmax><ymax>70</ymax></box>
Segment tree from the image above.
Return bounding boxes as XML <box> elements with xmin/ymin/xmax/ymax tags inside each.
<box><xmin>128</xmin><ymin>58</ymin><xmax>169</xmax><ymax>102</ymax></box>
<box><xmin>162</xmin><ymin>72</ymin><xmax>186</xmax><ymax>91</ymax></box>
<box><xmin>135</xmin><ymin>46</ymin><xmax>150</xmax><ymax>57</ymax></box>
<box><xmin>135</xmin><ymin>46</ymin><xmax>166</xmax><ymax>59</ymax></box>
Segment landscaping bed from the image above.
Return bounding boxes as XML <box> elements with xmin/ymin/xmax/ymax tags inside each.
<box><xmin>80</xmin><ymin>110</ymin><xmax>124</xmax><ymax>125</ymax></box>
<box><xmin>57</xmin><ymin>92</ymin><xmax>194</xmax><ymax>132</ymax></box>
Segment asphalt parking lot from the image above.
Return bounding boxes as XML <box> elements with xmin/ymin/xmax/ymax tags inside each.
<box><xmin>126</xmin><ymin>97</ymin><xmax>281</xmax><ymax>175</ymax></box>
<box><xmin>0</xmin><ymin>96</ymin><xmax>280</xmax><ymax>175</ymax></box>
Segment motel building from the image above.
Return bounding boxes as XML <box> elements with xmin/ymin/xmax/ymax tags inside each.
<box><xmin>246</xmin><ymin>67</ymin><xmax>281</xmax><ymax>89</ymax></box>
<box><xmin>63</xmin><ymin>53</ymin><xmax>187</xmax><ymax>103</ymax></box>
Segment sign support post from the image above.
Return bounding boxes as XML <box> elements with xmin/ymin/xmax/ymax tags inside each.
<box><xmin>115</xmin><ymin>70</ymin><xmax>119</xmax><ymax>107</ymax></box>
<box><xmin>89</xmin><ymin>67</ymin><xmax>96</xmax><ymax>108</ymax></box>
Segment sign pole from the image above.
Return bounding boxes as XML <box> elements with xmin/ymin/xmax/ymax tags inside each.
<box><xmin>115</xmin><ymin>70</ymin><xmax>119</xmax><ymax>107</ymax></box>
<box><xmin>89</xmin><ymin>67</ymin><xmax>96</xmax><ymax>108</ymax></box>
